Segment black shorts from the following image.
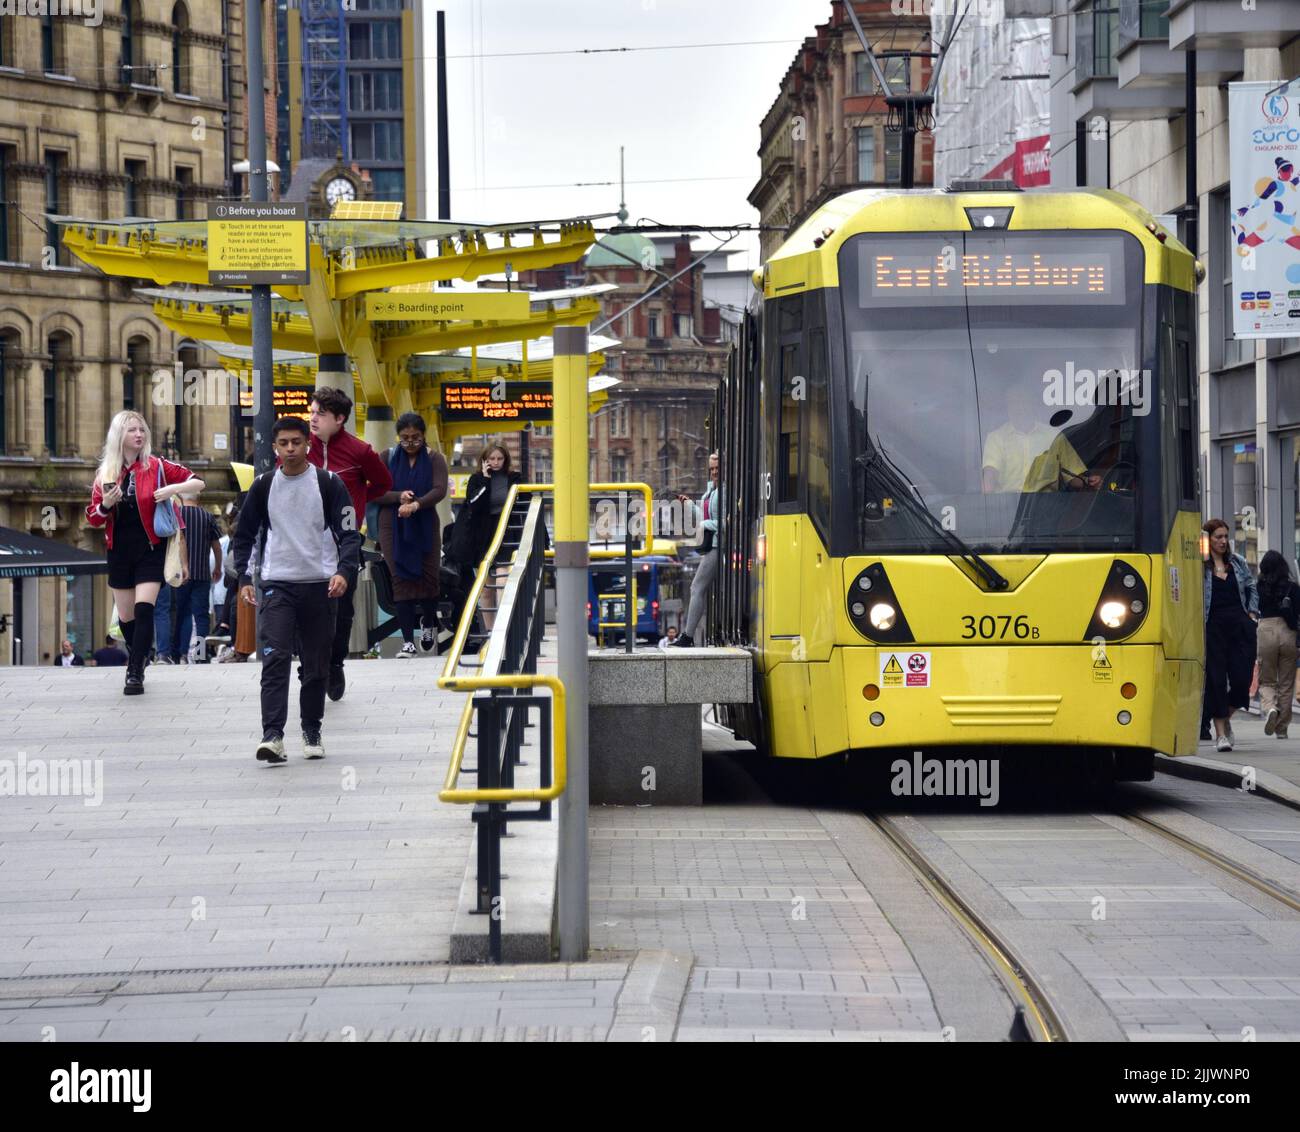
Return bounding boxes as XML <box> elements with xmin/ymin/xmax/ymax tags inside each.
<box><xmin>107</xmin><ymin>539</ymin><xmax>166</xmax><ymax>589</ymax></box>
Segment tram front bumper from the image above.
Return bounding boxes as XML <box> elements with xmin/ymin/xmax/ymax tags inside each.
<box><xmin>835</xmin><ymin>643</ymin><xmax>1192</xmax><ymax>752</ymax></box>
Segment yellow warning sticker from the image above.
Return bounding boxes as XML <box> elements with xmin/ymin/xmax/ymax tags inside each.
<box><xmin>1092</xmin><ymin>652</ymin><xmax>1112</xmax><ymax>683</ymax></box>
<box><xmin>881</xmin><ymin>653</ymin><xmax>904</xmax><ymax>688</ymax></box>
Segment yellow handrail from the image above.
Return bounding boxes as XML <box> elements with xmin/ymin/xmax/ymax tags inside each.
<box><xmin>435</xmin><ymin>482</ymin><xmax>655</xmax><ymax>805</ymax></box>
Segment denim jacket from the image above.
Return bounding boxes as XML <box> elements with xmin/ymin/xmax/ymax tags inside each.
<box><xmin>1203</xmin><ymin>552</ymin><xmax>1259</xmax><ymax>624</ymax></box>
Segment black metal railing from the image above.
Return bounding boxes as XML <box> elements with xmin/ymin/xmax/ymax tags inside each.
<box><xmin>441</xmin><ymin>491</ymin><xmax>555</xmax><ymax>963</ymax></box>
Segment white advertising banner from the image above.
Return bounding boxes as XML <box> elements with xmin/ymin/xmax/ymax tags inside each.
<box><xmin>1230</xmin><ymin>80</ymin><xmax>1300</xmax><ymax>339</ymax></box>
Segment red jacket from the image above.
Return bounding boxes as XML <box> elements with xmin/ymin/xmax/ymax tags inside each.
<box><xmin>86</xmin><ymin>455</ymin><xmax>193</xmax><ymax>550</ymax></box>
<box><xmin>306</xmin><ymin>427</ymin><xmax>392</xmax><ymax>532</ymax></box>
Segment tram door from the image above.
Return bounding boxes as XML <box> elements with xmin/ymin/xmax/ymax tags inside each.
<box><xmin>765</xmin><ymin>298</ymin><xmax>804</xmax><ymax>639</ymax></box>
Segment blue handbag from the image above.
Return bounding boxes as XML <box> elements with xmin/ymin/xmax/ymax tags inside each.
<box><xmin>152</xmin><ymin>460</ymin><xmax>180</xmax><ymax>538</ymax></box>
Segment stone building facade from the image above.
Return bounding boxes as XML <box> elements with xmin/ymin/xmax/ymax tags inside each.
<box><xmin>0</xmin><ymin>1</ymin><xmax>276</xmax><ymax>664</ymax></box>
<box><xmin>749</xmin><ymin>0</ymin><xmax>935</xmax><ymax>262</ymax></box>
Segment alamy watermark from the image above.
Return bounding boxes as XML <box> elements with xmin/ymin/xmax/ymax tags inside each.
<box><xmin>0</xmin><ymin>752</ymin><xmax>103</xmax><ymax>807</ymax></box>
<box><xmin>0</xmin><ymin>0</ymin><xmax>103</xmax><ymax>28</ymax></box>
<box><xmin>890</xmin><ymin>751</ymin><xmax>1000</xmax><ymax>807</ymax></box>
<box><xmin>151</xmin><ymin>362</ymin><xmax>258</xmax><ymax>416</ymax></box>
<box><xmin>1043</xmin><ymin>365</ymin><xmax>1150</xmax><ymax>417</ymax></box>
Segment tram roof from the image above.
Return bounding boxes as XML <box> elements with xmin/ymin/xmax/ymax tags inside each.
<box><xmin>761</xmin><ymin>187</ymin><xmax>1195</xmax><ymax>296</ymax></box>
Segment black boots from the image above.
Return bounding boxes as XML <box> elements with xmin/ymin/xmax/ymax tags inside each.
<box><xmin>124</xmin><ymin>661</ymin><xmax>144</xmax><ymax>695</ymax></box>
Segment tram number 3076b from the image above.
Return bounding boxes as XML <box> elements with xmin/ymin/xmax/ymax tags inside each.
<box><xmin>960</xmin><ymin>615</ymin><xmax>1041</xmax><ymax>640</ymax></box>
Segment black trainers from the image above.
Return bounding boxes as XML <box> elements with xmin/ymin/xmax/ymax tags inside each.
<box><xmin>672</xmin><ymin>634</ymin><xmax>695</xmax><ymax>648</ymax></box>
<box><xmin>327</xmin><ymin>663</ymin><xmax>345</xmax><ymax>701</ymax></box>
<box><xmin>302</xmin><ymin>729</ymin><xmax>325</xmax><ymax>760</ymax></box>
<box><xmin>256</xmin><ymin>732</ymin><xmax>287</xmax><ymax>765</ymax></box>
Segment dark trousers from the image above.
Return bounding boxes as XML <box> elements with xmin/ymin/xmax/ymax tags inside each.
<box><xmin>260</xmin><ymin>581</ymin><xmax>336</xmax><ymax>737</ymax></box>
<box><xmin>329</xmin><ymin>571</ymin><xmax>357</xmax><ymax>667</ymax></box>
<box><xmin>1204</xmin><ymin>610</ymin><xmax>1257</xmax><ymax>720</ymax></box>
<box><xmin>170</xmin><ymin>580</ymin><xmax>212</xmax><ymax>659</ymax></box>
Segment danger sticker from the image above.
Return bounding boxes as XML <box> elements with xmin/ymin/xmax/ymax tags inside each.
<box><xmin>881</xmin><ymin>651</ymin><xmax>929</xmax><ymax>688</ymax></box>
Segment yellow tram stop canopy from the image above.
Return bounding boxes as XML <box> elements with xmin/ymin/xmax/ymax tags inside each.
<box><xmin>55</xmin><ymin>209</ymin><xmax>613</xmax><ymax>451</ymax></box>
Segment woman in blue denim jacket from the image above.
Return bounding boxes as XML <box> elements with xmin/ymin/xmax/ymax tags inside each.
<box><xmin>1203</xmin><ymin>518</ymin><xmax>1259</xmax><ymax>752</ymax></box>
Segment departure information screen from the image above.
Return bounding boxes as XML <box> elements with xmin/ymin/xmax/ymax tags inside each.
<box><xmin>858</xmin><ymin>234</ymin><xmax>1130</xmax><ymax>306</ymax></box>
<box><xmin>440</xmin><ymin>381</ymin><xmax>553</xmax><ymax>422</ymax></box>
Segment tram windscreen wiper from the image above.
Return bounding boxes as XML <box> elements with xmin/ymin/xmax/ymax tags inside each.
<box><xmin>855</xmin><ymin>447</ymin><xmax>1010</xmax><ymax>592</ymax></box>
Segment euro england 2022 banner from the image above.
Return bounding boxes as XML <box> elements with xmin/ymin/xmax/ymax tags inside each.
<box><xmin>1230</xmin><ymin>80</ymin><xmax>1300</xmax><ymax>339</ymax></box>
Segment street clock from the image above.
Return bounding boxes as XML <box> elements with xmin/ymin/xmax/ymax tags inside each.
<box><xmin>325</xmin><ymin>177</ymin><xmax>357</xmax><ymax>206</ymax></box>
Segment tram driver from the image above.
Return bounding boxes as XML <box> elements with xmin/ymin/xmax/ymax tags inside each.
<box><xmin>981</xmin><ymin>383</ymin><xmax>1101</xmax><ymax>495</ymax></box>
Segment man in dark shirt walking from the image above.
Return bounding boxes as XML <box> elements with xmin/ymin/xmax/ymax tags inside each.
<box><xmin>307</xmin><ymin>386</ymin><xmax>392</xmax><ymax>702</ymax></box>
<box><xmin>231</xmin><ymin>418</ymin><xmax>361</xmax><ymax>765</ymax></box>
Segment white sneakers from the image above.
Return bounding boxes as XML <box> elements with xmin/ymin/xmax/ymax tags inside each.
<box><xmin>1265</xmin><ymin>708</ymin><xmax>1280</xmax><ymax>736</ymax></box>
<box><xmin>397</xmin><ymin>642</ymin><xmax>417</xmax><ymax>658</ymax></box>
<box><xmin>1216</xmin><ymin>736</ymin><xmax>1233</xmax><ymax>753</ymax></box>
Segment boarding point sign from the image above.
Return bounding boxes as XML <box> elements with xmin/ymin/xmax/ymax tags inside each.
<box><xmin>1229</xmin><ymin>81</ymin><xmax>1300</xmax><ymax>339</ymax></box>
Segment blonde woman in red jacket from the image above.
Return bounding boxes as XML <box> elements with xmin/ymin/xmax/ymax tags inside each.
<box><xmin>87</xmin><ymin>411</ymin><xmax>204</xmax><ymax>694</ymax></box>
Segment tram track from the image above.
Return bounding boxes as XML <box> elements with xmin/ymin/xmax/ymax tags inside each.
<box><xmin>864</xmin><ymin>811</ymin><xmax>1069</xmax><ymax>1042</ymax></box>
<box><xmin>1117</xmin><ymin>809</ymin><xmax>1300</xmax><ymax>915</ymax></box>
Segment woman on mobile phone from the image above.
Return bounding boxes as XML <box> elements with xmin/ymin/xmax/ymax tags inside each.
<box><xmin>86</xmin><ymin>411</ymin><xmax>204</xmax><ymax>694</ymax></box>
<box><xmin>458</xmin><ymin>444</ymin><xmax>521</xmax><ymax>629</ymax></box>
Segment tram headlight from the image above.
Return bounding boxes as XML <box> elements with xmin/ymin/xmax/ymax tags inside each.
<box><xmin>1098</xmin><ymin>601</ymin><xmax>1127</xmax><ymax>629</ymax></box>
<box><xmin>847</xmin><ymin>564</ymin><xmax>913</xmax><ymax>642</ymax></box>
<box><xmin>869</xmin><ymin>603</ymin><xmax>897</xmax><ymax>630</ymax></box>
<box><xmin>1084</xmin><ymin>559</ymin><xmax>1149</xmax><ymax>641</ymax></box>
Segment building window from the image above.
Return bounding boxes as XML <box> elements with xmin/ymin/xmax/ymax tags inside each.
<box><xmin>174</xmin><ymin>166</ymin><xmax>193</xmax><ymax>221</ymax></box>
<box><xmin>611</xmin><ymin>452</ymin><xmax>628</xmax><ymax>482</ymax></box>
<box><xmin>349</xmin><ymin>71</ymin><xmax>403</xmax><ymax>112</ymax></box>
<box><xmin>1076</xmin><ymin>2</ymin><xmax>1119</xmax><ymax>81</ymax></box>
<box><xmin>531</xmin><ymin>453</ymin><xmax>551</xmax><ymax>484</ymax></box>
<box><xmin>0</xmin><ymin>145</ymin><xmax>14</xmax><ymax>261</ymax></box>
<box><xmin>647</xmin><ymin>311</ymin><xmax>660</xmax><ymax>338</ymax></box>
<box><xmin>856</xmin><ymin>127</ymin><xmax>875</xmax><ymax>183</ymax></box>
<box><xmin>369</xmin><ymin>169</ymin><xmax>405</xmax><ymax>201</ymax></box>
<box><xmin>674</xmin><ymin>314</ymin><xmax>693</xmax><ymax>339</ymax></box>
<box><xmin>884</xmin><ymin>132</ymin><xmax>902</xmax><ymax>185</ymax></box>
<box><xmin>172</xmin><ymin>4</ymin><xmax>191</xmax><ymax>94</ymax></box>
<box><xmin>126</xmin><ymin>337</ymin><xmax>151</xmax><ymax>414</ymax></box>
<box><xmin>609</xmin><ymin>401</ymin><xmax>629</xmax><ymax>439</ymax></box>
<box><xmin>45</xmin><ymin>333</ymin><xmax>73</xmax><ymax>454</ymax></box>
<box><xmin>44</xmin><ymin>151</ymin><xmax>67</xmax><ymax>266</ymax></box>
<box><xmin>653</xmin><ymin>355</ymin><xmax>665</xmax><ymax>372</ymax></box>
<box><xmin>0</xmin><ymin>335</ymin><xmax>8</xmax><ymax>456</ymax></box>
<box><xmin>124</xmin><ymin>159</ymin><xmax>147</xmax><ymax>218</ymax></box>
<box><xmin>0</xmin><ymin>8</ymin><xmax>12</xmax><ymax>67</ymax></box>
<box><xmin>350</xmin><ymin>121</ymin><xmax>403</xmax><ymax>161</ymax></box>
<box><xmin>42</xmin><ymin>13</ymin><xmax>64</xmax><ymax>74</ymax></box>
<box><xmin>854</xmin><ymin>52</ymin><xmax>909</xmax><ymax>95</ymax></box>
<box><xmin>348</xmin><ymin>22</ymin><xmax>401</xmax><ymax>61</ymax></box>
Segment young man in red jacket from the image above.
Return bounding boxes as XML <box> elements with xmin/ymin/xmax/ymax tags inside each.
<box><xmin>307</xmin><ymin>385</ymin><xmax>393</xmax><ymax>700</ymax></box>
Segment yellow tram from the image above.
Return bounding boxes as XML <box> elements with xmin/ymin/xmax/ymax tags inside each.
<box><xmin>713</xmin><ymin>185</ymin><xmax>1205</xmax><ymax>780</ymax></box>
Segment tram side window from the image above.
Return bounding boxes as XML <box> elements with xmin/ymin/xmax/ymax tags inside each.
<box><xmin>1174</xmin><ymin>291</ymin><xmax>1198</xmax><ymax>507</ymax></box>
<box><xmin>806</xmin><ymin>327</ymin><xmax>831</xmax><ymax>537</ymax></box>
<box><xmin>779</xmin><ymin>343</ymin><xmax>801</xmax><ymax>504</ymax></box>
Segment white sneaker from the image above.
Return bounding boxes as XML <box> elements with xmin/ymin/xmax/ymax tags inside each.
<box><xmin>302</xmin><ymin>729</ymin><xmax>325</xmax><ymax>760</ymax></box>
<box><xmin>1265</xmin><ymin>708</ymin><xmax>1279</xmax><ymax>736</ymax></box>
<box><xmin>397</xmin><ymin>642</ymin><xmax>417</xmax><ymax>658</ymax></box>
<box><xmin>1216</xmin><ymin>736</ymin><xmax>1233</xmax><ymax>753</ymax></box>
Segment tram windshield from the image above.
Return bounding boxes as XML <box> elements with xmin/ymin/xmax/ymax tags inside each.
<box><xmin>841</xmin><ymin>230</ymin><xmax>1144</xmax><ymax>554</ymax></box>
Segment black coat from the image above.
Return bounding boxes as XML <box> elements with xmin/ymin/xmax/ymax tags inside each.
<box><xmin>459</xmin><ymin>469</ymin><xmax>523</xmax><ymax>566</ymax></box>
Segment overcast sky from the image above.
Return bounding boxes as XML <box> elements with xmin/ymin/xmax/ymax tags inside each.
<box><xmin>423</xmin><ymin>0</ymin><xmax>828</xmax><ymax>269</ymax></box>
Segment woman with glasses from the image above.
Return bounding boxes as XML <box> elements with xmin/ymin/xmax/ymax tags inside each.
<box><xmin>375</xmin><ymin>412</ymin><xmax>449</xmax><ymax>656</ymax></box>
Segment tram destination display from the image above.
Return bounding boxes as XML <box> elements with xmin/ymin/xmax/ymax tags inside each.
<box><xmin>440</xmin><ymin>381</ymin><xmax>554</xmax><ymax>422</ymax></box>
<box><xmin>860</xmin><ymin>234</ymin><xmax>1128</xmax><ymax>306</ymax></box>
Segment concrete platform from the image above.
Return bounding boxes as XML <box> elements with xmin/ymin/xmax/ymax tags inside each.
<box><xmin>0</xmin><ymin>659</ymin><xmax>474</xmax><ymax>977</ymax></box>
<box><xmin>1159</xmin><ymin>708</ymin><xmax>1300</xmax><ymax>811</ymax></box>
